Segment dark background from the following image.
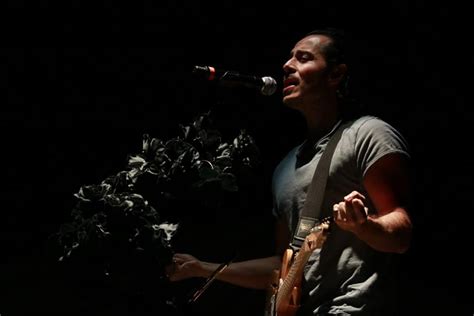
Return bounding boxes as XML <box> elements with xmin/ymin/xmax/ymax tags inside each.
<box><xmin>1</xmin><ymin>1</ymin><xmax>472</xmax><ymax>315</ymax></box>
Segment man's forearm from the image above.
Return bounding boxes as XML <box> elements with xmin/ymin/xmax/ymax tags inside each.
<box><xmin>199</xmin><ymin>256</ymin><xmax>282</xmax><ymax>289</ymax></box>
<box><xmin>354</xmin><ymin>208</ymin><xmax>412</xmax><ymax>254</ymax></box>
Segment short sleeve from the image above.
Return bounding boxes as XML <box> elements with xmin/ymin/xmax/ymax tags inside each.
<box><xmin>354</xmin><ymin>117</ymin><xmax>410</xmax><ymax>178</ymax></box>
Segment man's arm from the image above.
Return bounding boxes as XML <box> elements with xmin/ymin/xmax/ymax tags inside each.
<box><xmin>333</xmin><ymin>153</ymin><xmax>413</xmax><ymax>253</ymax></box>
<box><xmin>167</xmin><ymin>217</ymin><xmax>291</xmax><ymax>289</ymax></box>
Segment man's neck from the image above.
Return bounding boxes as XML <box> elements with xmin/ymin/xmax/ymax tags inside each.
<box><xmin>304</xmin><ymin>105</ymin><xmax>340</xmax><ymax>143</ymax></box>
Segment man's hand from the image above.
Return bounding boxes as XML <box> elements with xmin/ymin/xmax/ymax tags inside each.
<box><xmin>333</xmin><ymin>190</ymin><xmax>369</xmax><ymax>234</ymax></box>
<box><xmin>166</xmin><ymin>253</ymin><xmax>206</xmax><ymax>281</ymax></box>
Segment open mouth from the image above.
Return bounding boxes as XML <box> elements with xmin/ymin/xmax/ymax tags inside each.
<box><xmin>283</xmin><ymin>77</ymin><xmax>298</xmax><ymax>94</ymax></box>
<box><xmin>283</xmin><ymin>77</ymin><xmax>299</xmax><ymax>88</ymax></box>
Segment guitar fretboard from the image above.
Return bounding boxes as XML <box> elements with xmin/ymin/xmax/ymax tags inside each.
<box><xmin>275</xmin><ymin>249</ymin><xmax>312</xmax><ymax>312</ymax></box>
<box><xmin>274</xmin><ymin>218</ymin><xmax>331</xmax><ymax>314</ymax></box>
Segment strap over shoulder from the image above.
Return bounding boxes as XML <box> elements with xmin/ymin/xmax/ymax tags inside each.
<box><xmin>291</xmin><ymin>121</ymin><xmax>347</xmax><ymax>248</ymax></box>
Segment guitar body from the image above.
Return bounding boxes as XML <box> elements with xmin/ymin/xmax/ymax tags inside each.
<box><xmin>264</xmin><ymin>218</ymin><xmax>331</xmax><ymax>316</ymax></box>
<box><xmin>265</xmin><ymin>249</ymin><xmax>301</xmax><ymax>316</ymax></box>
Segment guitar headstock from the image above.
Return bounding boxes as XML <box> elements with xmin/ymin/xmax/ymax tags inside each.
<box><xmin>302</xmin><ymin>216</ymin><xmax>332</xmax><ymax>252</ymax></box>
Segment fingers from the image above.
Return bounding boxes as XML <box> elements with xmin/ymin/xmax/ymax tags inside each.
<box><xmin>173</xmin><ymin>253</ymin><xmax>194</xmax><ymax>264</ymax></box>
<box><xmin>333</xmin><ymin>191</ymin><xmax>368</xmax><ymax>231</ymax></box>
<box><xmin>351</xmin><ymin>198</ymin><xmax>368</xmax><ymax>222</ymax></box>
<box><xmin>166</xmin><ymin>261</ymin><xmax>186</xmax><ymax>282</ymax></box>
<box><xmin>333</xmin><ymin>203</ymin><xmax>344</xmax><ymax>222</ymax></box>
<box><xmin>166</xmin><ymin>253</ymin><xmax>201</xmax><ymax>282</ymax></box>
<box><xmin>333</xmin><ymin>202</ymin><xmax>355</xmax><ymax>222</ymax></box>
<box><xmin>344</xmin><ymin>191</ymin><xmax>366</xmax><ymax>203</ymax></box>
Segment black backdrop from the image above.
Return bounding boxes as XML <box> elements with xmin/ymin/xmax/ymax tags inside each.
<box><xmin>1</xmin><ymin>1</ymin><xmax>472</xmax><ymax>315</ymax></box>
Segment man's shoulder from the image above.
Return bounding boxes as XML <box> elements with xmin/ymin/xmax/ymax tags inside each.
<box><xmin>349</xmin><ymin>115</ymin><xmax>385</xmax><ymax>128</ymax></box>
<box><xmin>345</xmin><ymin>115</ymin><xmax>396</xmax><ymax>135</ymax></box>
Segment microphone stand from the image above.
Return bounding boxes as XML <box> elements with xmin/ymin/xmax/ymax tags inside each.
<box><xmin>167</xmin><ymin>258</ymin><xmax>232</xmax><ymax>316</ymax></box>
<box><xmin>187</xmin><ymin>256</ymin><xmax>234</xmax><ymax>304</ymax></box>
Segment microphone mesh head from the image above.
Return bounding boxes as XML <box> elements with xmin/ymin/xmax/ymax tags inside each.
<box><xmin>261</xmin><ymin>76</ymin><xmax>277</xmax><ymax>96</ymax></box>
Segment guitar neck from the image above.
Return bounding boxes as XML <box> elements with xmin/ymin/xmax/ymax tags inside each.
<box><xmin>271</xmin><ymin>218</ymin><xmax>331</xmax><ymax>315</ymax></box>
<box><xmin>275</xmin><ymin>248</ymin><xmax>313</xmax><ymax>311</ymax></box>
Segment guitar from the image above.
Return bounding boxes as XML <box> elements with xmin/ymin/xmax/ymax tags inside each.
<box><xmin>265</xmin><ymin>217</ymin><xmax>332</xmax><ymax>316</ymax></box>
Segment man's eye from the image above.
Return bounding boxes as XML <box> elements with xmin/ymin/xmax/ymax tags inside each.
<box><xmin>298</xmin><ymin>53</ymin><xmax>312</xmax><ymax>62</ymax></box>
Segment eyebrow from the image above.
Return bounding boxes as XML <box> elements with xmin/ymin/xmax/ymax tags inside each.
<box><xmin>289</xmin><ymin>48</ymin><xmax>313</xmax><ymax>56</ymax></box>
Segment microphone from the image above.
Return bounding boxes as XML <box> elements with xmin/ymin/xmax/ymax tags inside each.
<box><xmin>192</xmin><ymin>65</ymin><xmax>277</xmax><ymax>96</ymax></box>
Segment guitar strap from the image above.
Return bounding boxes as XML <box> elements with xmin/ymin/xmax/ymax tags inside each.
<box><xmin>291</xmin><ymin>120</ymin><xmax>347</xmax><ymax>248</ymax></box>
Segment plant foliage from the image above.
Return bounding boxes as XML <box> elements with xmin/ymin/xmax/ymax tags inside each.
<box><xmin>56</xmin><ymin>112</ymin><xmax>261</xmax><ymax>282</ymax></box>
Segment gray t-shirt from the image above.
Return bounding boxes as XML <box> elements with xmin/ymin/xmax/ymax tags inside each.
<box><xmin>272</xmin><ymin>115</ymin><xmax>410</xmax><ymax>315</ymax></box>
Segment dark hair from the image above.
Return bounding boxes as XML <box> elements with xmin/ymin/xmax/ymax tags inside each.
<box><xmin>304</xmin><ymin>27</ymin><xmax>365</xmax><ymax>117</ymax></box>
<box><xmin>305</xmin><ymin>27</ymin><xmax>347</xmax><ymax>70</ymax></box>
<box><xmin>305</xmin><ymin>28</ymin><xmax>352</xmax><ymax>103</ymax></box>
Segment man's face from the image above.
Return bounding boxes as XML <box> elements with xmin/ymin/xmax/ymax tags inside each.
<box><xmin>282</xmin><ymin>34</ymin><xmax>332</xmax><ymax>110</ymax></box>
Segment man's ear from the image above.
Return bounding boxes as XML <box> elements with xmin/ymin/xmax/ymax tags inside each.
<box><xmin>329</xmin><ymin>64</ymin><xmax>347</xmax><ymax>86</ymax></box>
